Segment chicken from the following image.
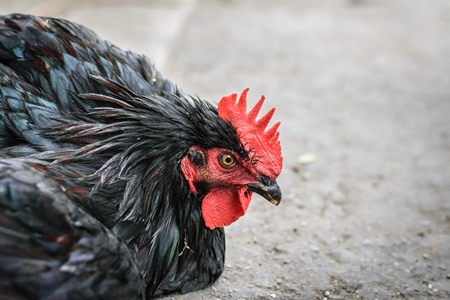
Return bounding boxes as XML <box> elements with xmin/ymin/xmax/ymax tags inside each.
<box><xmin>0</xmin><ymin>14</ymin><xmax>283</xmax><ymax>299</ymax></box>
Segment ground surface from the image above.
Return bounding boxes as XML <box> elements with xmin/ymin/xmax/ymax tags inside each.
<box><xmin>1</xmin><ymin>1</ymin><xmax>449</xmax><ymax>299</ymax></box>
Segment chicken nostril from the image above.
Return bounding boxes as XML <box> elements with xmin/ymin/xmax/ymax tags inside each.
<box><xmin>259</xmin><ymin>175</ymin><xmax>272</xmax><ymax>186</ymax></box>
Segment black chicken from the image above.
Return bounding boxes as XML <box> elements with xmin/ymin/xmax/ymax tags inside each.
<box><xmin>0</xmin><ymin>14</ymin><xmax>283</xmax><ymax>299</ymax></box>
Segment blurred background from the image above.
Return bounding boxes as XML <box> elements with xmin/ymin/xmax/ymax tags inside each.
<box><xmin>1</xmin><ymin>1</ymin><xmax>449</xmax><ymax>299</ymax></box>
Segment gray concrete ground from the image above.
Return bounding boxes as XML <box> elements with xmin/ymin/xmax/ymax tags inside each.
<box><xmin>1</xmin><ymin>0</ymin><xmax>449</xmax><ymax>299</ymax></box>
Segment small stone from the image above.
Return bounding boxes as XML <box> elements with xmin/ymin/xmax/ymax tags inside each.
<box><xmin>270</xmin><ymin>293</ymin><xmax>277</xmax><ymax>298</ymax></box>
<box><xmin>324</xmin><ymin>291</ymin><xmax>330</xmax><ymax>296</ymax></box>
<box><xmin>362</xmin><ymin>239</ymin><xmax>372</xmax><ymax>245</ymax></box>
<box><xmin>297</xmin><ymin>153</ymin><xmax>317</xmax><ymax>165</ymax></box>
<box><xmin>310</xmin><ymin>245</ymin><xmax>320</xmax><ymax>252</ymax></box>
<box><xmin>302</xmin><ymin>173</ymin><xmax>312</xmax><ymax>181</ymax></box>
<box><xmin>423</xmin><ymin>253</ymin><xmax>429</xmax><ymax>259</ymax></box>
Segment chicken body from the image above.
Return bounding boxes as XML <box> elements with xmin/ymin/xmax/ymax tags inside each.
<box><xmin>0</xmin><ymin>14</ymin><xmax>282</xmax><ymax>299</ymax></box>
<box><xmin>0</xmin><ymin>159</ymin><xmax>145</xmax><ymax>299</ymax></box>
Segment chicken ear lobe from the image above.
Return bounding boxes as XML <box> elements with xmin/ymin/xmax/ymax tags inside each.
<box><xmin>181</xmin><ymin>146</ymin><xmax>208</xmax><ymax>194</ymax></box>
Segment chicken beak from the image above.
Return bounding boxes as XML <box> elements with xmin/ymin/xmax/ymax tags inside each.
<box><xmin>247</xmin><ymin>177</ymin><xmax>282</xmax><ymax>206</ymax></box>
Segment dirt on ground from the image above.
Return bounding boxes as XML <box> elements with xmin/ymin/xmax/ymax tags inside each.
<box><xmin>1</xmin><ymin>0</ymin><xmax>450</xmax><ymax>299</ymax></box>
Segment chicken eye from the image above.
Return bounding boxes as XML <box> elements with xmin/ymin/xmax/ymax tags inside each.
<box><xmin>219</xmin><ymin>153</ymin><xmax>236</xmax><ymax>168</ymax></box>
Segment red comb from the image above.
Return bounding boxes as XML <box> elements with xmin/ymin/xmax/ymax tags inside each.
<box><xmin>218</xmin><ymin>88</ymin><xmax>282</xmax><ymax>178</ymax></box>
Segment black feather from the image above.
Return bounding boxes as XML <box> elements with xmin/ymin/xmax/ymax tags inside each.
<box><xmin>0</xmin><ymin>14</ymin><xmax>246</xmax><ymax>298</ymax></box>
<box><xmin>0</xmin><ymin>159</ymin><xmax>145</xmax><ymax>299</ymax></box>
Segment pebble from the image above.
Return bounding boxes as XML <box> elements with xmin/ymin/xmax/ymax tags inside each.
<box><xmin>270</xmin><ymin>293</ymin><xmax>277</xmax><ymax>298</ymax></box>
<box><xmin>211</xmin><ymin>287</ymin><xmax>218</xmax><ymax>297</ymax></box>
<box><xmin>362</xmin><ymin>239</ymin><xmax>372</xmax><ymax>245</ymax></box>
<box><xmin>302</xmin><ymin>173</ymin><xmax>312</xmax><ymax>181</ymax></box>
<box><xmin>310</xmin><ymin>245</ymin><xmax>320</xmax><ymax>252</ymax></box>
<box><xmin>297</xmin><ymin>153</ymin><xmax>317</xmax><ymax>165</ymax></box>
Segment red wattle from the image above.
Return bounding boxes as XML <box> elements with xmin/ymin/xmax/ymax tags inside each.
<box><xmin>201</xmin><ymin>188</ymin><xmax>253</xmax><ymax>229</ymax></box>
